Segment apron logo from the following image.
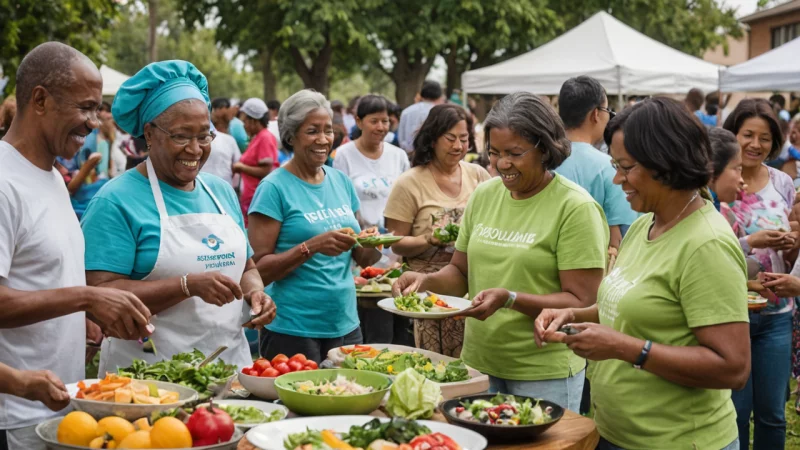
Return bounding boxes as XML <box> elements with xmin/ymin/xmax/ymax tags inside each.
<box><xmin>202</xmin><ymin>234</ymin><xmax>224</xmax><ymax>251</ymax></box>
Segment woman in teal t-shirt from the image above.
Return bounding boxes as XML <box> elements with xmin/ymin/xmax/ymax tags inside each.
<box><xmin>248</xmin><ymin>90</ymin><xmax>382</xmax><ymax>363</ymax></box>
<box><xmin>393</xmin><ymin>93</ymin><xmax>608</xmax><ymax>412</ymax></box>
<box><xmin>535</xmin><ymin>98</ymin><xmax>748</xmax><ymax>450</ymax></box>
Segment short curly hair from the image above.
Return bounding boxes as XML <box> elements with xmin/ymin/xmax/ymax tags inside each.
<box><xmin>484</xmin><ymin>92</ymin><xmax>570</xmax><ymax>171</ymax></box>
<box><xmin>722</xmin><ymin>98</ymin><xmax>784</xmax><ymax>161</ymax></box>
<box><xmin>411</xmin><ymin>104</ymin><xmax>475</xmax><ymax>167</ymax></box>
<box><xmin>603</xmin><ymin>97</ymin><xmax>711</xmax><ymax>190</ymax></box>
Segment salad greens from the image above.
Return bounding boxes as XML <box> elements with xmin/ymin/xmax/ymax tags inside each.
<box><xmin>393</xmin><ymin>293</ymin><xmax>457</xmax><ymax>313</ymax></box>
<box><xmin>433</xmin><ymin>224</ymin><xmax>459</xmax><ymax>244</ymax></box>
<box><xmin>219</xmin><ymin>405</ymin><xmax>283</xmax><ymax>423</ymax></box>
<box><xmin>455</xmin><ymin>394</ymin><xmax>553</xmax><ymax>426</ymax></box>
<box><xmin>118</xmin><ymin>349</ymin><xmax>236</xmax><ymax>399</ymax></box>
<box><xmin>283</xmin><ymin>418</ymin><xmax>431</xmax><ymax>450</ymax></box>
<box><xmin>386</xmin><ymin>369</ymin><xmax>441</xmax><ymax>420</ymax></box>
<box><xmin>341</xmin><ymin>348</ymin><xmax>469</xmax><ymax>383</ymax></box>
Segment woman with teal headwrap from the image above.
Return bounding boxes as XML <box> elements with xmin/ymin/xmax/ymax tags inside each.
<box><xmin>80</xmin><ymin>61</ymin><xmax>276</xmax><ymax>374</ymax></box>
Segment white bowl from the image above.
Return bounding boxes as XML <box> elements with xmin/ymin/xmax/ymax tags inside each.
<box><xmin>237</xmin><ymin>370</ymin><xmax>278</xmax><ymax>400</ymax></box>
<box><xmin>67</xmin><ymin>379</ymin><xmax>198</xmax><ymax>421</ymax></box>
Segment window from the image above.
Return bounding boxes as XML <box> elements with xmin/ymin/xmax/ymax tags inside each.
<box><xmin>771</xmin><ymin>22</ymin><xmax>800</xmax><ymax>48</ymax></box>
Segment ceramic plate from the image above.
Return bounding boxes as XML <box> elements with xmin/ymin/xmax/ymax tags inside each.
<box><xmin>378</xmin><ymin>293</ymin><xmax>473</xmax><ymax>319</ymax></box>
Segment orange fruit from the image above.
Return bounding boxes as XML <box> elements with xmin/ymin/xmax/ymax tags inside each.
<box><xmin>97</xmin><ymin>417</ymin><xmax>135</xmax><ymax>442</ymax></box>
<box><xmin>57</xmin><ymin>411</ymin><xmax>99</xmax><ymax>446</ymax></box>
<box><xmin>117</xmin><ymin>430</ymin><xmax>151</xmax><ymax>449</ymax></box>
<box><xmin>149</xmin><ymin>417</ymin><xmax>192</xmax><ymax>449</ymax></box>
<box><xmin>133</xmin><ymin>418</ymin><xmax>151</xmax><ymax>432</ymax></box>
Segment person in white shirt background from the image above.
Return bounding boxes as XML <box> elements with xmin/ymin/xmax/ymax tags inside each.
<box><xmin>201</xmin><ymin>124</ymin><xmax>241</xmax><ymax>187</ymax></box>
<box><xmin>266</xmin><ymin>99</ymin><xmax>281</xmax><ymax>145</ymax></box>
<box><xmin>397</xmin><ymin>80</ymin><xmax>445</xmax><ymax>155</ymax></box>
<box><xmin>333</xmin><ymin>94</ymin><xmax>412</xmax><ymax>345</ymax></box>
<box><xmin>0</xmin><ymin>41</ymin><xmax>152</xmax><ymax>450</ymax></box>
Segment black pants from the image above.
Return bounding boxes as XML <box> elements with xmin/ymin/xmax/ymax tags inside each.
<box><xmin>259</xmin><ymin>327</ymin><xmax>363</xmax><ymax>363</ymax></box>
<box><xmin>358</xmin><ymin>307</ymin><xmax>414</xmax><ymax>346</ymax></box>
<box><xmin>0</xmin><ymin>430</ymin><xmax>7</xmax><ymax>450</ymax></box>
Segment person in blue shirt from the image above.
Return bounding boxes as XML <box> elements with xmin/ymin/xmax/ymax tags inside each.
<box><xmin>247</xmin><ymin>89</ymin><xmax>383</xmax><ymax>363</ymax></box>
<box><xmin>230</xmin><ymin>107</ymin><xmax>250</xmax><ymax>152</ymax></box>
<box><xmin>80</xmin><ymin>61</ymin><xmax>276</xmax><ymax>374</ymax></box>
<box><xmin>556</xmin><ymin>76</ymin><xmax>637</xmax><ymax>250</ymax></box>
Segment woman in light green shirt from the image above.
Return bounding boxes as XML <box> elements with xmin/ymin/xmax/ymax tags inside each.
<box><xmin>535</xmin><ymin>98</ymin><xmax>749</xmax><ymax>450</ymax></box>
<box><xmin>393</xmin><ymin>92</ymin><xmax>608</xmax><ymax>412</ymax></box>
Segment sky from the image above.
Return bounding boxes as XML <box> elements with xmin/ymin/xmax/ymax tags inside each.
<box><xmin>723</xmin><ymin>0</ymin><xmax>759</xmax><ymax>17</ymax></box>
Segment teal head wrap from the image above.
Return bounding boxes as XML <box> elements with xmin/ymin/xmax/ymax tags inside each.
<box><xmin>112</xmin><ymin>60</ymin><xmax>210</xmax><ymax>137</ymax></box>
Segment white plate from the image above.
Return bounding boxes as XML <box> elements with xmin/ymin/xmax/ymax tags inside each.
<box><xmin>66</xmin><ymin>379</ymin><xmax>198</xmax><ymax>421</ymax></box>
<box><xmin>378</xmin><ymin>293</ymin><xmax>473</xmax><ymax>319</ymax></box>
<box><xmin>198</xmin><ymin>399</ymin><xmax>288</xmax><ymax>430</ymax></box>
<box><xmin>246</xmin><ymin>415</ymin><xmax>488</xmax><ymax>450</ymax></box>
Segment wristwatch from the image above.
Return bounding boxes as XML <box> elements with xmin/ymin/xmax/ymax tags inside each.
<box><xmin>504</xmin><ymin>291</ymin><xmax>517</xmax><ymax>309</ymax></box>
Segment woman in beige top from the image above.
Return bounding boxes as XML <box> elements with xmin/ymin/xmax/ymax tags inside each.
<box><xmin>384</xmin><ymin>104</ymin><xmax>491</xmax><ymax>356</ymax></box>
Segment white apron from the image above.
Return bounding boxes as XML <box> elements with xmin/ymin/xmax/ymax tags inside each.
<box><xmin>99</xmin><ymin>159</ymin><xmax>252</xmax><ymax>374</ymax></box>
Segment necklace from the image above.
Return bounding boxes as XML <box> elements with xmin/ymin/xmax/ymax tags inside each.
<box><xmin>651</xmin><ymin>191</ymin><xmax>699</xmax><ymax>236</ymax></box>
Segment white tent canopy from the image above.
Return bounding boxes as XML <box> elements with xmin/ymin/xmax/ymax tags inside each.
<box><xmin>100</xmin><ymin>65</ymin><xmax>131</xmax><ymax>96</ymax></box>
<box><xmin>461</xmin><ymin>11</ymin><xmax>721</xmax><ymax>96</ymax></box>
<box><xmin>720</xmin><ymin>37</ymin><xmax>800</xmax><ymax>92</ymax></box>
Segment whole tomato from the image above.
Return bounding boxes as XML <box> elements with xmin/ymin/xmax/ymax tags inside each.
<box><xmin>289</xmin><ymin>354</ymin><xmax>307</xmax><ymax>364</ymax></box>
<box><xmin>304</xmin><ymin>360</ymin><xmax>318</xmax><ymax>370</ymax></box>
<box><xmin>254</xmin><ymin>359</ymin><xmax>271</xmax><ymax>372</ymax></box>
<box><xmin>271</xmin><ymin>354</ymin><xmax>289</xmax><ymax>366</ymax></box>
<box><xmin>261</xmin><ymin>368</ymin><xmax>280</xmax><ymax>377</ymax></box>
<box><xmin>241</xmin><ymin>368</ymin><xmax>254</xmax><ymax>376</ymax></box>
<box><xmin>274</xmin><ymin>362</ymin><xmax>291</xmax><ymax>375</ymax></box>
<box><xmin>186</xmin><ymin>402</ymin><xmax>235</xmax><ymax>446</ymax></box>
<box><xmin>287</xmin><ymin>361</ymin><xmax>304</xmax><ymax>372</ymax></box>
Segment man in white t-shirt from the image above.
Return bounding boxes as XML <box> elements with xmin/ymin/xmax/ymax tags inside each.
<box><xmin>202</xmin><ymin>130</ymin><xmax>240</xmax><ymax>186</ymax></box>
<box><xmin>0</xmin><ymin>42</ymin><xmax>152</xmax><ymax>450</ymax></box>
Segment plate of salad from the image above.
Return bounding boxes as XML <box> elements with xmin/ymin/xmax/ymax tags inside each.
<box><xmin>153</xmin><ymin>399</ymin><xmax>288</xmax><ymax>430</ymax></box>
<box><xmin>246</xmin><ymin>416</ymin><xmax>487</xmax><ymax>450</ymax></box>
<box><xmin>378</xmin><ymin>292</ymin><xmax>473</xmax><ymax>319</ymax></box>
<box><xmin>439</xmin><ymin>394</ymin><xmax>564</xmax><ymax>442</ymax></box>
<box><xmin>339</xmin><ymin>347</ymin><xmax>470</xmax><ymax>383</ymax></box>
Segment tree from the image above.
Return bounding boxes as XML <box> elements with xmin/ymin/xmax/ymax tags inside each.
<box><xmin>549</xmin><ymin>0</ymin><xmax>742</xmax><ymax>58</ymax></box>
<box><xmin>0</xmin><ymin>0</ymin><xmax>119</xmax><ymax>94</ymax></box>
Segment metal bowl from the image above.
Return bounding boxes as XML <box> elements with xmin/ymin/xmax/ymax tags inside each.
<box><xmin>439</xmin><ymin>394</ymin><xmax>564</xmax><ymax>443</ymax></box>
<box><xmin>70</xmin><ymin>379</ymin><xmax>198</xmax><ymax>421</ymax></box>
<box><xmin>36</xmin><ymin>416</ymin><xmax>243</xmax><ymax>450</ymax></box>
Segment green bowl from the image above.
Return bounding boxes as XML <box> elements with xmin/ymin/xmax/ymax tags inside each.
<box><xmin>274</xmin><ymin>368</ymin><xmax>392</xmax><ymax>416</ymax></box>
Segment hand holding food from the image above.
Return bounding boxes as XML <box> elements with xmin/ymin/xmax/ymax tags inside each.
<box><xmin>746</xmin><ymin>229</ymin><xmax>792</xmax><ymax>250</ymax></box>
<box><xmin>391</xmin><ymin>272</ymin><xmax>427</xmax><ymax>297</ymax></box>
<box><xmin>432</xmin><ymin>223</ymin><xmax>460</xmax><ymax>245</ymax></box>
<box><xmin>762</xmin><ymin>272</ymin><xmax>800</xmax><ymax>298</ymax></box>
<box><xmin>533</xmin><ymin>309</ymin><xmax>575</xmax><ymax>347</ymax></box>
<box><xmin>21</xmin><ymin>369</ymin><xmax>70</xmax><ymax>411</ymax></box>
<box><xmin>563</xmin><ymin>323</ymin><xmax>631</xmax><ymax>361</ymax></box>
<box><xmin>86</xmin><ymin>287</ymin><xmax>152</xmax><ymax>341</ymax></box>
<box><xmin>187</xmin><ymin>271</ymin><xmax>243</xmax><ymax>306</ymax></box>
<box><xmin>459</xmin><ymin>288</ymin><xmax>509</xmax><ymax>321</ymax></box>
<box><xmin>243</xmin><ymin>290</ymin><xmax>277</xmax><ymax>329</ymax></box>
<box><xmin>307</xmin><ymin>230</ymin><xmax>358</xmax><ymax>256</ymax></box>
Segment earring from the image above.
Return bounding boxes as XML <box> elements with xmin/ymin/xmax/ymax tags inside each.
<box><xmin>146</xmin><ymin>142</ymin><xmax>151</xmax><ymax>152</ymax></box>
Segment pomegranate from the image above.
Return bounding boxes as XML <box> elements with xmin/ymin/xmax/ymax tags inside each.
<box><xmin>186</xmin><ymin>402</ymin><xmax>235</xmax><ymax>446</ymax></box>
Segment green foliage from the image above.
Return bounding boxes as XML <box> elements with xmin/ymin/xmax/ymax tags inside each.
<box><xmin>0</xmin><ymin>0</ymin><xmax>119</xmax><ymax>94</ymax></box>
<box><xmin>105</xmin><ymin>0</ymin><xmax>262</xmax><ymax>100</ymax></box>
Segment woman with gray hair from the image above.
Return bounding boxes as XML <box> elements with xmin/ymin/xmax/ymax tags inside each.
<box><xmin>393</xmin><ymin>92</ymin><xmax>608</xmax><ymax>410</ymax></box>
<box><xmin>248</xmin><ymin>89</ymin><xmax>382</xmax><ymax>362</ymax></box>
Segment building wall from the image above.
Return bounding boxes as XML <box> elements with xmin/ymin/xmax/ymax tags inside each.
<box><xmin>703</xmin><ymin>32</ymin><xmax>749</xmax><ymax>66</ymax></box>
<box><xmin>748</xmin><ymin>10</ymin><xmax>800</xmax><ymax>57</ymax></box>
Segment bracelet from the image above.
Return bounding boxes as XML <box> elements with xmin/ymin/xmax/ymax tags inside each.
<box><xmin>633</xmin><ymin>340</ymin><xmax>652</xmax><ymax>370</ymax></box>
<box><xmin>180</xmin><ymin>274</ymin><xmax>191</xmax><ymax>297</ymax></box>
<box><xmin>504</xmin><ymin>291</ymin><xmax>517</xmax><ymax>308</ymax></box>
<box><xmin>300</xmin><ymin>242</ymin><xmax>311</xmax><ymax>258</ymax></box>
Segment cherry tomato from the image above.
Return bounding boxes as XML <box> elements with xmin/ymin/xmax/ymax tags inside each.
<box><xmin>274</xmin><ymin>362</ymin><xmax>291</xmax><ymax>375</ymax></box>
<box><xmin>289</xmin><ymin>354</ymin><xmax>307</xmax><ymax>364</ymax></box>
<box><xmin>304</xmin><ymin>360</ymin><xmax>318</xmax><ymax>370</ymax></box>
<box><xmin>271</xmin><ymin>354</ymin><xmax>289</xmax><ymax>366</ymax></box>
<box><xmin>241</xmin><ymin>368</ymin><xmax>253</xmax><ymax>376</ymax></box>
<box><xmin>287</xmin><ymin>361</ymin><xmax>304</xmax><ymax>372</ymax></box>
<box><xmin>254</xmin><ymin>360</ymin><xmax>271</xmax><ymax>372</ymax></box>
<box><xmin>260</xmin><ymin>368</ymin><xmax>280</xmax><ymax>377</ymax></box>
<box><xmin>300</xmin><ymin>366</ymin><xmax>314</xmax><ymax>371</ymax></box>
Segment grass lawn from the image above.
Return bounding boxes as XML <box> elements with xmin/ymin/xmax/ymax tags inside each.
<box><xmin>780</xmin><ymin>379</ymin><xmax>800</xmax><ymax>449</ymax></box>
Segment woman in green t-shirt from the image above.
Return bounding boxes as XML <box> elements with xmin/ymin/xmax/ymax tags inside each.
<box><xmin>393</xmin><ymin>93</ymin><xmax>608</xmax><ymax>412</ymax></box>
<box><xmin>535</xmin><ymin>98</ymin><xmax>749</xmax><ymax>450</ymax></box>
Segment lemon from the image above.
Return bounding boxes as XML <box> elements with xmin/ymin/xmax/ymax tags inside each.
<box><xmin>97</xmin><ymin>417</ymin><xmax>135</xmax><ymax>442</ymax></box>
<box><xmin>117</xmin><ymin>430</ymin><xmax>151</xmax><ymax>449</ymax></box>
<box><xmin>57</xmin><ymin>411</ymin><xmax>99</xmax><ymax>446</ymax></box>
<box><xmin>149</xmin><ymin>417</ymin><xmax>192</xmax><ymax>449</ymax></box>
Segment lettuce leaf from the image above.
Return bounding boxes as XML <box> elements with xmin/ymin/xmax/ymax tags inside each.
<box><xmin>385</xmin><ymin>368</ymin><xmax>442</xmax><ymax>420</ymax></box>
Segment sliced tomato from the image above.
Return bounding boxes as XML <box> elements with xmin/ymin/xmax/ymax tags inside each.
<box><xmin>271</xmin><ymin>354</ymin><xmax>289</xmax><ymax>366</ymax></box>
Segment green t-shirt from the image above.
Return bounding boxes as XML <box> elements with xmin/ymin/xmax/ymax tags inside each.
<box><xmin>591</xmin><ymin>201</ymin><xmax>748</xmax><ymax>449</ymax></box>
<box><xmin>456</xmin><ymin>174</ymin><xmax>609</xmax><ymax>380</ymax></box>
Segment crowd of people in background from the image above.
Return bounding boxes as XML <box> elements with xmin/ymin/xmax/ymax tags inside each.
<box><xmin>6</xmin><ymin>41</ymin><xmax>800</xmax><ymax>450</ymax></box>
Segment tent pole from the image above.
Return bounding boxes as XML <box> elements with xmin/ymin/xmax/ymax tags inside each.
<box><xmin>616</xmin><ymin>65</ymin><xmax>623</xmax><ymax>110</ymax></box>
<box><xmin>462</xmin><ymin>90</ymin><xmax>468</xmax><ymax>110</ymax></box>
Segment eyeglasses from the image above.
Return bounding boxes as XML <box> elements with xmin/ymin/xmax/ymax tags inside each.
<box><xmin>442</xmin><ymin>133</ymin><xmax>470</xmax><ymax>147</ymax></box>
<box><xmin>610</xmin><ymin>160</ymin><xmax>638</xmax><ymax>175</ymax></box>
<box><xmin>487</xmin><ymin>139</ymin><xmax>541</xmax><ymax>163</ymax></box>
<box><xmin>597</xmin><ymin>106</ymin><xmax>616</xmax><ymax>119</ymax></box>
<box><xmin>151</xmin><ymin>123</ymin><xmax>216</xmax><ymax>146</ymax></box>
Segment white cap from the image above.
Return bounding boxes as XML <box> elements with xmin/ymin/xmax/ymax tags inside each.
<box><xmin>240</xmin><ymin>98</ymin><xmax>268</xmax><ymax>120</ymax></box>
